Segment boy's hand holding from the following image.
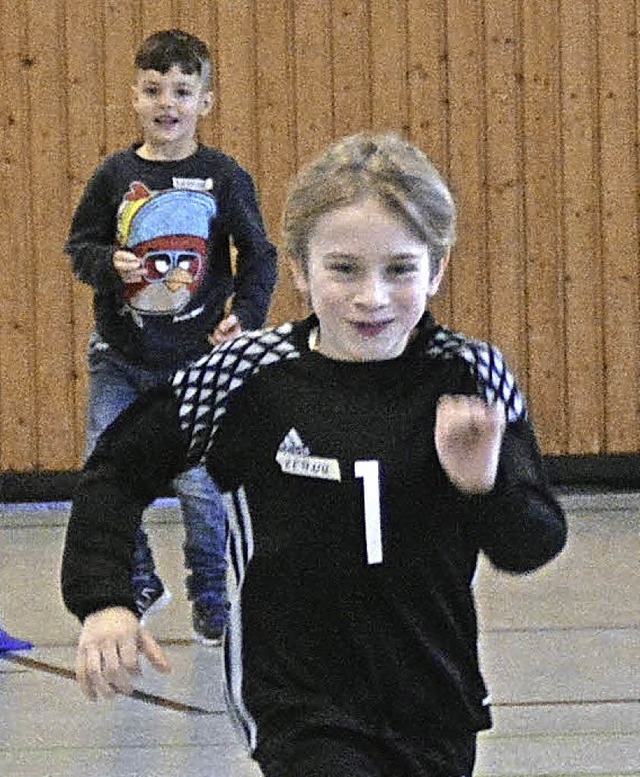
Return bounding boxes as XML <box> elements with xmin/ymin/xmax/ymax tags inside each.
<box><xmin>76</xmin><ymin>607</ymin><xmax>171</xmax><ymax>701</ymax></box>
<box><xmin>113</xmin><ymin>249</ymin><xmax>145</xmax><ymax>284</ymax></box>
<box><xmin>435</xmin><ymin>395</ymin><xmax>506</xmax><ymax>494</ymax></box>
<box><xmin>209</xmin><ymin>313</ymin><xmax>242</xmax><ymax>345</ymax></box>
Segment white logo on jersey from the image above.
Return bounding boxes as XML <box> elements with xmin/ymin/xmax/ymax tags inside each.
<box><xmin>172</xmin><ymin>177</ymin><xmax>214</xmax><ymax>191</ymax></box>
<box><xmin>276</xmin><ymin>428</ymin><xmax>341</xmax><ymax>481</ymax></box>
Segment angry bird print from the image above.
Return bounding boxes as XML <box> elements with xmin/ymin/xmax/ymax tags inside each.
<box><xmin>117</xmin><ymin>184</ymin><xmax>217</xmax><ymax>315</ymax></box>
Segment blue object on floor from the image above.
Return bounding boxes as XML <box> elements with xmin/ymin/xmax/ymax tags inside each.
<box><xmin>0</xmin><ymin>627</ymin><xmax>33</xmax><ymax>652</ymax></box>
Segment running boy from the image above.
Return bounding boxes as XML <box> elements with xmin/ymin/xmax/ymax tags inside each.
<box><xmin>65</xmin><ymin>30</ymin><xmax>277</xmax><ymax>644</ymax></box>
<box><xmin>62</xmin><ymin>133</ymin><xmax>566</xmax><ymax>776</ymax></box>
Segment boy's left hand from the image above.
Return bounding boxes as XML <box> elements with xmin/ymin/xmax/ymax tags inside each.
<box><xmin>435</xmin><ymin>395</ymin><xmax>506</xmax><ymax>494</ymax></box>
<box><xmin>209</xmin><ymin>314</ymin><xmax>242</xmax><ymax>345</ymax></box>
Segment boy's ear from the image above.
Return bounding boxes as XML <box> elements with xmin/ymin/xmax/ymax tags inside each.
<box><xmin>199</xmin><ymin>89</ymin><xmax>214</xmax><ymax>117</ymax></box>
<box><xmin>428</xmin><ymin>249</ymin><xmax>450</xmax><ymax>297</ymax></box>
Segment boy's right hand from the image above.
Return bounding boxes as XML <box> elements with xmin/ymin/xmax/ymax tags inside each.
<box><xmin>113</xmin><ymin>249</ymin><xmax>145</xmax><ymax>284</ymax></box>
<box><xmin>76</xmin><ymin>607</ymin><xmax>171</xmax><ymax>701</ymax></box>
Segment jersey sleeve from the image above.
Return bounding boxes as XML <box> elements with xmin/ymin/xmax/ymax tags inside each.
<box><xmin>447</xmin><ymin>335</ymin><xmax>567</xmax><ymax>572</ymax></box>
<box><xmin>61</xmin><ymin>387</ymin><xmax>188</xmax><ymax>622</ymax></box>
<box><xmin>471</xmin><ymin>415</ymin><xmax>567</xmax><ymax>573</ymax></box>
<box><xmin>225</xmin><ymin>166</ymin><xmax>278</xmax><ymax>330</ymax></box>
<box><xmin>65</xmin><ymin>160</ymin><xmax>123</xmax><ymax>293</ymax></box>
<box><xmin>204</xmin><ymin>383</ymin><xmax>258</xmax><ymax>493</ymax></box>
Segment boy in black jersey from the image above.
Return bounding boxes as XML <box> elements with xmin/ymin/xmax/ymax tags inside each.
<box><xmin>62</xmin><ymin>133</ymin><xmax>567</xmax><ymax>777</ymax></box>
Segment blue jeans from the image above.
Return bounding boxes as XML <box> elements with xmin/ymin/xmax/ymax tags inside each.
<box><xmin>84</xmin><ymin>334</ymin><xmax>228</xmax><ymax>607</ymax></box>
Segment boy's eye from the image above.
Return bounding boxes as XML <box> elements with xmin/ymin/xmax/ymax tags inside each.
<box><xmin>176</xmin><ymin>88</ymin><xmax>193</xmax><ymax>98</ymax></box>
<box><xmin>143</xmin><ymin>85</ymin><xmax>159</xmax><ymax>96</ymax></box>
<box><xmin>327</xmin><ymin>261</ymin><xmax>357</xmax><ymax>275</ymax></box>
<box><xmin>388</xmin><ymin>262</ymin><xmax>419</xmax><ymax>277</ymax></box>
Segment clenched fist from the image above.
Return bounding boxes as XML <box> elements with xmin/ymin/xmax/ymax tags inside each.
<box><xmin>435</xmin><ymin>394</ymin><xmax>506</xmax><ymax>494</ymax></box>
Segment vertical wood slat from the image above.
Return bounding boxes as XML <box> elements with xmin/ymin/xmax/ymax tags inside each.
<box><xmin>332</xmin><ymin>0</ymin><xmax>371</xmax><ymax>137</ymax></box>
<box><xmin>0</xmin><ymin>0</ymin><xmax>38</xmax><ymax>471</ymax></box>
<box><xmin>598</xmin><ymin>0</ymin><xmax>639</xmax><ymax>453</ymax></box>
<box><xmin>292</xmin><ymin>2</ymin><xmax>334</xmax><ymax>166</ymax></box>
<box><xmin>560</xmin><ymin>0</ymin><xmax>604</xmax><ymax>454</ymax></box>
<box><xmin>406</xmin><ymin>0</ymin><xmax>451</xmax><ymax>325</ymax></box>
<box><xmin>27</xmin><ymin>0</ymin><xmax>76</xmax><ymax>469</ymax></box>
<box><xmin>140</xmin><ymin>0</ymin><xmax>173</xmax><ymax>39</ymax></box>
<box><xmin>483</xmin><ymin>0</ymin><xmax>527</xmax><ymax>386</ymax></box>
<box><xmin>216</xmin><ymin>0</ymin><xmax>258</xmax><ymax>172</ymax></box>
<box><xmin>254</xmin><ymin>0</ymin><xmax>297</xmax><ymax>325</ymax></box>
<box><xmin>369</xmin><ymin>0</ymin><xmax>408</xmax><ymax>134</ymax></box>
<box><xmin>446</xmin><ymin>0</ymin><xmax>489</xmax><ymax>343</ymax></box>
<box><xmin>2</xmin><ymin>0</ymin><xmax>640</xmax><ymax>470</ymax></box>
<box><xmin>286</xmin><ymin>2</ymin><xmax>335</xmax><ymax>321</ymax></box>
<box><xmin>65</xmin><ymin>0</ymin><xmax>106</xmax><ymax>462</ymax></box>
<box><xmin>521</xmin><ymin>0</ymin><xmax>566</xmax><ymax>454</ymax></box>
<box><xmin>103</xmin><ymin>3</ymin><xmax>139</xmax><ymax>153</ymax></box>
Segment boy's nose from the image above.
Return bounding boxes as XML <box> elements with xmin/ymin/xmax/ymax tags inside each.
<box><xmin>354</xmin><ymin>275</ymin><xmax>389</xmax><ymax>307</ymax></box>
<box><xmin>158</xmin><ymin>90</ymin><xmax>175</xmax><ymax>107</ymax></box>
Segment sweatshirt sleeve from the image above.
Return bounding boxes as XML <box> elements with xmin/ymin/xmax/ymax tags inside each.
<box><xmin>472</xmin><ymin>417</ymin><xmax>567</xmax><ymax>573</ymax></box>
<box><xmin>65</xmin><ymin>161</ymin><xmax>124</xmax><ymax>293</ymax></box>
<box><xmin>61</xmin><ymin>387</ymin><xmax>189</xmax><ymax>622</ymax></box>
<box><xmin>226</xmin><ymin>166</ymin><xmax>278</xmax><ymax>330</ymax></box>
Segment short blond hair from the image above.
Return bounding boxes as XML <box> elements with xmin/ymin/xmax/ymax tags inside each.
<box><xmin>282</xmin><ymin>133</ymin><xmax>456</xmax><ymax>279</ymax></box>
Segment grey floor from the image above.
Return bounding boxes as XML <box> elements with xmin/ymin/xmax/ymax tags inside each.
<box><xmin>0</xmin><ymin>490</ymin><xmax>638</xmax><ymax>777</ymax></box>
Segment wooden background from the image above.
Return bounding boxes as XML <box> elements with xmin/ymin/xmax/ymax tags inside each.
<box><xmin>0</xmin><ymin>0</ymin><xmax>638</xmax><ymax>473</ymax></box>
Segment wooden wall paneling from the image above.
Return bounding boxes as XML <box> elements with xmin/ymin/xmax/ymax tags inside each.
<box><xmin>598</xmin><ymin>0</ymin><xmax>639</xmax><ymax>453</ymax></box>
<box><xmin>27</xmin><ymin>0</ymin><xmax>76</xmax><ymax>468</ymax></box>
<box><xmin>445</xmin><ymin>0</ymin><xmax>489</xmax><ymax>342</ymax></box>
<box><xmin>103</xmin><ymin>3</ymin><xmax>140</xmax><ymax>153</ymax></box>
<box><xmin>216</xmin><ymin>0</ymin><xmax>258</xmax><ymax>172</ymax></box>
<box><xmin>283</xmin><ymin>1</ymin><xmax>335</xmax><ymax>323</ymax></box>
<box><xmin>521</xmin><ymin>0</ymin><xmax>566</xmax><ymax>453</ymax></box>
<box><xmin>483</xmin><ymin>0</ymin><xmax>527</xmax><ymax>385</ymax></box>
<box><xmin>370</xmin><ymin>0</ymin><xmax>408</xmax><ymax>133</ymax></box>
<box><xmin>291</xmin><ymin>2</ymin><xmax>334</xmax><ymax>167</ymax></box>
<box><xmin>5</xmin><ymin>0</ymin><xmax>640</xmax><ymax>472</ymax></box>
<box><xmin>254</xmin><ymin>1</ymin><xmax>298</xmax><ymax>325</ymax></box>
<box><xmin>560</xmin><ymin>0</ymin><xmax>604</xmax><ymax>454</ymax></box>
<box><xmin>174</xmin><ymin>0</ymin><xmax>216</xmax><ymax>45</ymax></box>
<box><xmin>332</xmin><ymin>0</ymin><xmax>372</xmax><ymax>137</ymax></box>
<box><xmin>0</xmin><ymin>0</ymin><xmax>38</xmax><ymax>470</ymax></box>
<box><xmin>65</xmin><ymin>0</ymin><xmax>106</xmax><ymax>465</ymax></box>
<box><xmin>406</xmin><ymin>0</ymin><xmax>452</xmax><ymax>325</ymax></box>
<box><xmin>140</xmin><ymin>0</ymin><xmax>174</xmax><ymax>40</ymax></box>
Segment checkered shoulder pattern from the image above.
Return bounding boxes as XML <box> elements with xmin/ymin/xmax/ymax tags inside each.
<box><xmin>425</xmin><ymin>326</ymin><xmax>527</xmax><ymax>423</ymax></box>
<box><xmin>171</xmin><ymin>323</ymin><xmax>301</xmax><ymax>468</ymax></box>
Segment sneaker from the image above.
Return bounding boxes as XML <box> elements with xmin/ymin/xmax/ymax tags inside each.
<box><xmin>133</xmin><ymin>572</ymin><xmax>172</xmax><ymax>625</ymax></box>
<box><xmin>192</xmin><ymin>596</ymin><xmax>227</xmax><ymax>646</ymax></box>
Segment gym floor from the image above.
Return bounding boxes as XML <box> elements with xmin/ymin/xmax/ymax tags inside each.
<box><xmin>0</xmin><ymin>490</ymin><xmax>638</xmax><ymax>777</ymax></box>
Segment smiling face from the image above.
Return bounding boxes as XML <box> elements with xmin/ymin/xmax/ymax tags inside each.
<box><xmin>294</xmin><ymin>196</ymin><xmax>448</xmax><ymax>362</ymax></box>
<box><xmin>132</xmin><ymin>64</ymin><xmax>212</xmax><ymax>159</ymax></box>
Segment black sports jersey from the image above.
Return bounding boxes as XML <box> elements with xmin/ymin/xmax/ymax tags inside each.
<box><xmin>61</xmin><ymin>312</ymin><xmax>566</xmax><ymax>760</ymax></box>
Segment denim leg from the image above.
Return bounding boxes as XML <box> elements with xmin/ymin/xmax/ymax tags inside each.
<box><xmin>173</xmin><ymin>465</ymin><xmax>228</xmax><ymax>607</ymax></box>
<box><xmin>84</xmin><ymin>339</ymin><xmax>156</xmax><ymax>575</ymax></box>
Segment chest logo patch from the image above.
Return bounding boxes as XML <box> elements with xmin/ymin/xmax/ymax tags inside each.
<box><xmin>275</xmin><ymin>428</ymin><xmax>341</xmax><ymax>481</ymax></box>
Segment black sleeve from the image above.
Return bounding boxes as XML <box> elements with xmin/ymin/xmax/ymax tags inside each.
<box><xmin>226</xmin><ymin>166</ymin><xmax>278</xmax><ymax>330</ymax></box>
<box><xmin>61</xmin><ymin>387</ymin><xmax>189</xmax><ymax>622</ymax></box>
<box><xmin>65</xmin><ymin>161</ymin><xmax>124</xmax><ymax>293</ymax></box>
<box><xmin>204</xmin><ymin>383</ymin><xmax>257</xmax><ymax>494</ymax></box>
<box><xmin>472</xmin><ymin>418</ymin><xmax>567</xmax><ymax>573</ymax></box>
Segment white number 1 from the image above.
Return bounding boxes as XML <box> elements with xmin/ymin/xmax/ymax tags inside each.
<box><xmin>354</xmin><ymin>460</ymin><xmax>383</xmax><ymax>565</ymax></box>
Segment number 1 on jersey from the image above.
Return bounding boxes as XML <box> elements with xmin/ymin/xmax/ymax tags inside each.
<box><xmin>354</xmin><ymin>460</ymin><xmax>383</xmax><ymax>565</ymax></box>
